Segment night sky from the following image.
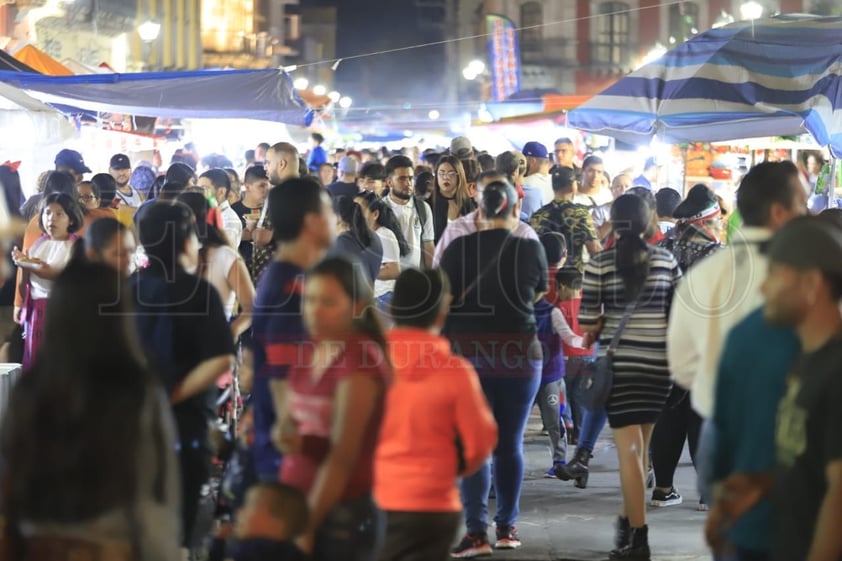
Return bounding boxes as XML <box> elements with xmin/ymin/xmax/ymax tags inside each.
<box><xmin>303</xmin><ymin>0</ymin><xmax>447</xmax><ymax>111</ymax></box>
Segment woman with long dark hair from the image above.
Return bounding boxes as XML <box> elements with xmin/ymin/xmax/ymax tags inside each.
<box><xmin>355</xmin><ymin>191</ymin><xmax>409</xmax><ymax>318</ymax></box>
<box><xmin>440</xmin><ymin>180</ymin><xmax>548</xmax><ymax>556</ymax></box>
<box><xmin>331</xmin><ymin>195</ymin><xmax>383</xmax><ymax>285</ymax></box>
<box><xmin>1</xmin><ymin>260</ymin><xmax>180</xmax><ymax>561</ymax></box>
<box><xmin>176</xmin><ymin>192</ymin><xmax>255</xmax><ymax>338</ymax></box>
<box><xmin>431</xmin><ymin>156</ymin><xmax>476</xmax><ymax>243</ymax></box>
<box><xmin>277</xmin><ymin>256</ymin><xmax>389</xmax><ymax>561</ymax></box>
<box><xmin>131</xmin><ymin>202</ymin><xmax>234</xmax><ymax>552</ymax></box>
<box><xmin>579</xmin><ymin>194</ymin><xmax>682</xmax><ymax>560</ymax></box>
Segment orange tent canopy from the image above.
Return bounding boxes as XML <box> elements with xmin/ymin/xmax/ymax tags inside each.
<box><xmin>296</xmin><ymin>89</ymin><xmax>331</xmax><ymax>109</ymax></box>
<box><xmin>542</xmin><ymin>94</ymin><xmax>592</xmax><ymax>113</ymax></box>
<box><xmin>13</xmin><ymin>45</ymin><xmax>73</xmax><ymax>76</ymax></box>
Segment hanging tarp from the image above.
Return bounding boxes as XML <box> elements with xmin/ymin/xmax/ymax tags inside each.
<box><xmin>0</xmin><ymin>81</ymin><xmax>76</xmax><ymax>148</ymax></box>
<box><xmin>0</xmin><ymin>68</ymin><xmax>311</xmax><ymax>125</ymax></box>
<box><xmin>568</xmin><ymin>14</ymin><xmax>842</xmax><ymax>157</ymax></box>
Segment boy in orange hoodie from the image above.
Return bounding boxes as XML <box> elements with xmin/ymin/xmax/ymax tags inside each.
<box><xmin>375</xmin><ymin>268</ymin><xmax>498</xmax><ymax>561</ymax></box>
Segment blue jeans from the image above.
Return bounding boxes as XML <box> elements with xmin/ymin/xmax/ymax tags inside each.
<box><xmin>697</xmin><ymin>418</ymin><xmax>717</xmax><ymax>505</ymax></box>
<box><xmin>578</xmin><ymin>406</ymin><xmax>608</xmax><ymax>452</ymax></box>
<box><xmin>375</xmin><ymin>292</ymin><xmax>394</xmax><ymax>329</ymax></box>
<box><xmin>461</xmin><ymin>355</ymin><xmax>541</xmax><ymax>533</ymax></box>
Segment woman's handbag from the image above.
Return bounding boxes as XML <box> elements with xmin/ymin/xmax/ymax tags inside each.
<box><xmin>582</xmin><ymin>247</ymin><xmax>653</xmax><ymax>411</ymax></box>
<box><xmin>582</xmin><ymin>298</ymin><xmax>639</xmax><ymax>411</ymax></box>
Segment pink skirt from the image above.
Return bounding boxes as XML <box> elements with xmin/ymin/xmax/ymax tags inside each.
<box><xmin>22</xmin><ymin>298</ymin><xmax>47</xmax><ymax>372</ymax></box>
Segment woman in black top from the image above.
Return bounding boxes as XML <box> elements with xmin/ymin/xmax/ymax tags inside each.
<box><xmin>431</xmin><ymin>155</ymin><xmax>477</xmax><ymax>243</ymax></box>
<box><xmin>440</xmin><ymin>180</ymin><xmax>547</xmax><ymax>556</ymax></box>
<box><xmin>131</xmin><ymin>202</ymin><xmax>235</xmax><ymax>551</ymax></box>
<box><xmin>331</xmin><ymin>195</ymin><xmax>383</xmax><ymax>285</ymax></box>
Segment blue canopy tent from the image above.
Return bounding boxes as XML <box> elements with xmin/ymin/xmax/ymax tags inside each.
<box><xmin>568</xmin><ymin>14</ymin><xmax>842</xmax><ymax>157</ymax></box>
<box><xmin>0</xmin><ymin>67</ymin><xmax>312</xmax><ymax>125</ymax></box>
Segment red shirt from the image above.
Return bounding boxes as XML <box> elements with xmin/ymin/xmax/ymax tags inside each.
<box><xmin>558</xmin><ymin>297</ymin><xmax>591</xmax><ymax>358</ymax></box>
<box><xmin>280</xmin><ymin>337</ymin><xmax>389</xmax><ymax>500</ymax></box>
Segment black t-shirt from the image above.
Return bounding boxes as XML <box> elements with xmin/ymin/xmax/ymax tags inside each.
<box><xmin>440</xmin><ymin>228</ymin><xmax>548</xmax><ymax>336</ymax></box>
<box><xmin>130</xmin><ymin>268</ymin><xmax>233</xmax><ymax>443</ymax></box>
<box><xmin>231</xmin><ymin>200</ymin><xmax>261</xmax><ymax>263</ymax></box>
<box><xmin>327</xmin><ymin>181</ymin><xmax>360</xmax><ymax>199</ymax></box>
<box><xmin>330</xmin><ymin>231</ymin><xmax>383</xmax><ymax>285</ymax></box>
<box><xmin>773</xmin><ymin>337</ymin><xmax>842</xmax><ymax>561</ymax></box>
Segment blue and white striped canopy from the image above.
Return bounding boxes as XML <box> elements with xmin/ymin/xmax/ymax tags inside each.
<box><xmin>568</xmin><ymin>15</ymin><xmax>842</xmax><ymax>157</ymax></box>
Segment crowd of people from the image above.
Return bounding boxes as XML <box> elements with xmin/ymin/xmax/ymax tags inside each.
<box><xmin>0</xmin><ymin>134</ymin><xmax>840</xmax><ymax>561</ymax></box>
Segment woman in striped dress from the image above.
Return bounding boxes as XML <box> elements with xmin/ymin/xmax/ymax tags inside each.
<box><xmin>579</xmin><ymin>194</ymin><xmax>682</xmax><ymax>560</ymax></box>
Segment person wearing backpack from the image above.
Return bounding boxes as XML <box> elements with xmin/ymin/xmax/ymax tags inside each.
<box><xmin>382</xmin><ymin>155</ymin><xmax>434</xmax><ymax>270</ymax></box>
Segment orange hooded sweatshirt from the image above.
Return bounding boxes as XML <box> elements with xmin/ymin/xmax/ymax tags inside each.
<box><xmin>374</xmin><ymin>328</ymin><xmax>497</xmax><ymax>512</ymax></box>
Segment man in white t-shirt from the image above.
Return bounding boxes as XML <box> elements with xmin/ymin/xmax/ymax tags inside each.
<box><xmin>109</xmin><ymin>154</ymin><xmax>145</xmax><ymax>208</ymax></box>
<box><xmin>573</xmin><ymin>155</ymin><xmax>613</xmax><ymax>239</ymax></box>
<box><xmin>199</xmin><ymin>168</ymin><xmax>243</xmax><ymax>249</ymax></box>
<box><xmin>382</xmin><ymin>155</ymin><xmax>434</xmax><ymax>271</ymax></box>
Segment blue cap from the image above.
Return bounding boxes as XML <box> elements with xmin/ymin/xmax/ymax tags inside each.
<box><xmin>55</xmin><ymin>149</ymin><xmax>91</xmax><ymax>174</ymax></box>
<box><xmin>522</xmin><ymin>141</ymin><xmax>549</xmax><ymax>159</ymax></box>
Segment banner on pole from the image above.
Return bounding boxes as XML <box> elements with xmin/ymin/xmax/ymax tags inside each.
<box><xmin>486</xmin><ymin>14</ymin><xmax>521</xmax><ymax>102</ymax></box>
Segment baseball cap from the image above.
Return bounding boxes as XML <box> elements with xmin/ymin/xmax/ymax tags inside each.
<box><xmin>450</xmin><ymin>136</ymin><xmax>473</xmax><ymax>158</ymax></box>
<box><xmin>522</xmin><ymin>141</ymin><xmax>549</xmax><ymax>159</ymax></box>
<box><xmin>482</xmin><ymin>180</ymin><xmax>518</xmax><ymax>218</ymax></box>
<box><xmin>110</xmin><ymin>153</ymin><xmax>131</xmax><ymax>170</ymax></box>
<box><xmin>55</xmin><ymin>149</ymin><xmax>91</xmax><ymax>174</ymax></box>
<box><xmin>338</xmin><ymin>156</ymin><xmax>359</xmax><ymax>175</ymax></box>
<box><xmin>766</xmin><ymin>216</ymin><xmax>842</xmax><ymax>276</ymax></box>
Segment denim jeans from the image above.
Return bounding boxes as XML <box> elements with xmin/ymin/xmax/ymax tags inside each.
<box><xmin>578</xmin><ymin>406</ymin><xmax>608</xmax><ymax>453</ymax></box>
<box><xmin>314</xmin><ymin>495</ymin><xmax>381</xmax><ymax>561</ymax></box>
<box><xmin>375</xmin><ymin>292</ymin><xmax>394</xmax><ymax>329</ymax></box>
<box><xmin>564</xmin><ymin>358</ymin><xmax>592</xmax><ymax>435</ymax></box>
<box><xmin>461</xmin><ymin>351</ymin><xmax>541</xmax><ymax>533</ymax></box>
<box><xmin>696</xmin><ymin>418</ymin><xmax>717</xmax><ymax>505</ymax></box>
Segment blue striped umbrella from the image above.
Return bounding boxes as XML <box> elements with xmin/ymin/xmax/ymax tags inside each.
<box><xmin>568</xmin><ymin>14</ymin><xmax>842</xmax><ymax>157</ymax></box>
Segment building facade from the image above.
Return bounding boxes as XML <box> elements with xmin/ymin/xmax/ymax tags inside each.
<box><xmin>286</xmin><ymin>5</ymin><xmax>337</xmax><ymax>89</ymax></box>
<box><xmin>459</xmin><ymin>0</ymin><xmax>813</xmax><ymax>103</ymax></box>
<box><xmin>2</xmin><ymin>0</ymin><xmax>202</xmax><ymax>72</ymax></box>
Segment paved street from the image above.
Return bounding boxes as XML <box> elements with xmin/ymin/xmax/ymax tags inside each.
<box><xmin>481</xmin><ymin>409</ymin><xmax>709</xmax><ymax>561</ymax></box>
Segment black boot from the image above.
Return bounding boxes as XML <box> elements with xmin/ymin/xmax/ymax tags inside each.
<box><xmin>555</xmin><ymin>447</ymin><xmax>591</xmax><ymax>487</ymax></box>
<box><xmin>614</xmin><ymin>516</ymin><xmax>630</xmax><ymax>550</ymax></box>
<box><xmin>610</xmin><ymin>525</ymin><xmax>651</xmax><ymax>560</ymax></box>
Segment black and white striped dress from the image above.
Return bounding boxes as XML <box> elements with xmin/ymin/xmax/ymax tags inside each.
<box><xmin>580</xmin><ymin>246</ymin><xmax>682</xmax><ymax>428</ymax></box>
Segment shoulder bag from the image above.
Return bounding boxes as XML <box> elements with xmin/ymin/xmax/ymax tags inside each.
<box><xmin>582</xmin><ymin>247</ymin><xmax>652</xmax><ymax>410</ymax></box>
